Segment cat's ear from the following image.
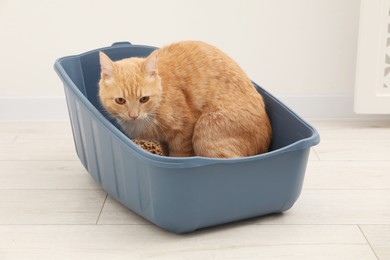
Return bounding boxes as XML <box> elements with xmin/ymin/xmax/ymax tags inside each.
<box><xmin>99</xmin><ymin>52</ymin><xmax>114</xmax><ymax>81</ymax></box>
<box><xmin>144</xmin><ymin>52</ymin><xmax>158</xmax><ymax>77</ymax></box>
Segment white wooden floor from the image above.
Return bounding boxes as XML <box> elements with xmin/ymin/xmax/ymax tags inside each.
<box><xmin>0</xmin><ymin>120</ymin><xmax>389</xmax><ymax>260</ymax></box>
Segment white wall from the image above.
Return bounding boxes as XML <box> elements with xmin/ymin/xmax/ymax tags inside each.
<box><xmin>0</xmin><ymin>0</ymin><xmax>362</xmax><ymax>119</ymax></box>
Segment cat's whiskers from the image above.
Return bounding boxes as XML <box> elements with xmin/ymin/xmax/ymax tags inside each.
<box><xmin>142</xmin><ymin>116</ymin><xmax>156</xmax><ymax>132</ymax></box>
<box><xmin>145</xmin><ymin>112</ymin><xmax>168</xmax><ymax>136</ymax></box>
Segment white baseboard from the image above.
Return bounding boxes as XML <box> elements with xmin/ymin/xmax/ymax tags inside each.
<box><xmin>0</xmin><ymin>97</ymin><xmax>69</xmax><ymax>121</ymax></box>
<box><xmin>278</xmin><ymin>95</ymin><xmax>390</xmax><ymax>119</ymax></box>
<box><xmin>0</xmin><ymin>95</ymin><xmax>389</xmax><ymax>121</ymax></box>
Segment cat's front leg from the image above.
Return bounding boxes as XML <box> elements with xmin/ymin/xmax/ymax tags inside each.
<box><xmin>159</xmin><ymin>142</ymin><xmax>170</xmax><ymax>156</ymax></box>
<box><xmin>169</xmin><ymin>149</ymin><xmax>194</xmax><ymax>157</ymax></box>
<box><xmin>167</xmin><ymin>137</ymin><xmax>194</xmax><ymax>157</ymax></box>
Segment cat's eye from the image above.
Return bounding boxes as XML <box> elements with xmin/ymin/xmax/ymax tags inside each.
<box><xmin>114</xmin><ymin>97</ymin><xmax>126</xmax><ymax>105</ymax></box>
<box><xmin>139</xmin><ymin>96</ymin><xmax>150</xmax><ymax>103</ymax></box>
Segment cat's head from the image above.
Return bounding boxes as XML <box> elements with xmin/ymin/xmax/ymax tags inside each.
<box><xmin>98</xmin><ymin>51</ymin><xmax>162</xmax><ymax>122</ymax></box>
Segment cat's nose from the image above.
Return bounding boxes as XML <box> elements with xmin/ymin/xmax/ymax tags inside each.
<box><xmin>129</xmin><ymin>114</ymin><xmax>139</xmax><ymax>120</ymax></box>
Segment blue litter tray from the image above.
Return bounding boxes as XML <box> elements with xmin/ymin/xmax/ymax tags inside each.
<box><xmin>54</xmin><ymin>42</ymin><xmax>320</xmax><ymax>233</ymax></box>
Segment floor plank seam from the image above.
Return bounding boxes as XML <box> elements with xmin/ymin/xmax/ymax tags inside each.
<box><xmin>96</xmin><ymin>193</ymin><xmax>108</xmax><ymax>225</ymax></box>
<box><xmin>358</xmin><ymin>225</ymin><xmax>380</xmax><ymax>260</ymax></box>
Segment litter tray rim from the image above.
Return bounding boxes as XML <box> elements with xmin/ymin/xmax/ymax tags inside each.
<box><xmin>54</xmin><ymin>42</ymin><xmax>320</xmax><ymax>168</ymax></box>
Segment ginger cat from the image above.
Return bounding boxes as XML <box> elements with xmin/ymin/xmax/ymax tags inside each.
<box><xmin>99</xmin><ymin>41</ymin><xmax>272</xmax><ymax>158</ymax></box>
